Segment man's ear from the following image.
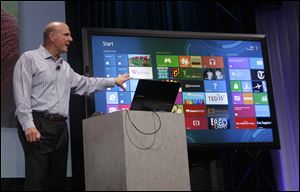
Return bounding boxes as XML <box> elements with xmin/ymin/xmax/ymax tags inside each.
<box><xmin>49</xmin><ymin>32</ymin><xmax>55</xmax><ymax>41</ymax></box>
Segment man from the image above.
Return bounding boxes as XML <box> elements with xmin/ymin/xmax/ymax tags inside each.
<box><xmin>13</xmin><ymin>21</ymin><xmax>130</xmax><ymax>190</ymax></box>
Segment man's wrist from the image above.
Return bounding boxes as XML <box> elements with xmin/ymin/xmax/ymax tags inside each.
<box><xmin>21</xmin><ymin>120</ymin><xmax>36</xmax><ymax>131</ymax></box>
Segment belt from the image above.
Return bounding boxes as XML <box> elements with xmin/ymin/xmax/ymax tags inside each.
<box><xmin>33</xmin><ymin>111</ymin><xmax>67</xmax><ymax>122</ymax></box>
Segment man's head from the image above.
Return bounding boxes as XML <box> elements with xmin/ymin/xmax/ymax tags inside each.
<box><xmin>43</xmin><ymin>22</ymin><xmax>73</xmax><ymax>56</ymax></box>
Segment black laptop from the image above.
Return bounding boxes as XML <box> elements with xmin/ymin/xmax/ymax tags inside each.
<box><xmin>130</xmin><ymin>79</ymin><xmax>181</xmax><ymax>112</ymax></box>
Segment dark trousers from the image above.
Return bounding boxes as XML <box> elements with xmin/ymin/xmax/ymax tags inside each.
<box><xmin>18</xmin><ymin>113</ymin><xmax>69</xmax><ymax>191</ymax></box>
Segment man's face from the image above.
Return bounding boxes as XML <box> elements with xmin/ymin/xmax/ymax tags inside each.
<box><xmin>215</xmin><ymin>70</ymin><xmax>222</xmax><ymax>77</ymax></box>
<box><xmin>51</xmin><ymin>24</ymin><xmax>73</xmax><ymax>54</ymax></box>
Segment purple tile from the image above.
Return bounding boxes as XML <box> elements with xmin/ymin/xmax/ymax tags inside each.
<box><xmin>228</xmin><ymin>57</ymin><xmax>249</xmax><ymax>69</ymax></box>
<box><xmin>232</xmin><ymin>93</ymin><xmax>243</xmax><ymax>104</ymax></box>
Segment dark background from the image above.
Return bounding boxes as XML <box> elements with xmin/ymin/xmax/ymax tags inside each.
<box><xmin>66</xmin><ymin>1</ymin><xmax>282</xmax><ymax>191</ymax></box>
<box><xmin>2</xmin><ymin>1</ymin><xmax>298</xmax><ymax>191</ymax></box>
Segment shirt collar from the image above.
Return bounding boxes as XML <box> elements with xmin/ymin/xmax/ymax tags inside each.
<box><xmin>38</xmin><ymin>45</ymin><xmax>63</xmax><ymax>63</ymax></box>
<box><xmin>38</xmin><ymin>45</ymin><xmax>52</xmax><ymax>59</ymax></box>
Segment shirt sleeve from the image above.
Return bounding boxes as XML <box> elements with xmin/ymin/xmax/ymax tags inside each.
<box><xmin>13</xmin><ymin>53</ymin><xmax>35</xmax><ymax>131</ymax></box>
<box><xmin>69</xmin><ymin>68</ymin><xmax>115</xmax><ymax>95</ymax></box>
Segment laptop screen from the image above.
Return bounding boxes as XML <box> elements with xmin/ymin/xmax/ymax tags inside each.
<box><xmin>130</xmin><ymin>79</ymin><xmax>181</xmax><ymax>112</ymax></box>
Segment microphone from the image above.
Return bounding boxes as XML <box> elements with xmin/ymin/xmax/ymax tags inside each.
<box><xmin>56</xmin><ymin>59</ymin><xmax>63</xmax><ymax>71</ymax></box>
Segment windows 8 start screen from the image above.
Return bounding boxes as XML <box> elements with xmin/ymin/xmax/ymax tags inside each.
<box><xmin>90</xmin><ymin>35</ymin><xmax>276</xmax><ymax>145</ymax></box>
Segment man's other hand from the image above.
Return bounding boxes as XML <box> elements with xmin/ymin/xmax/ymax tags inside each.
<box><xmin>25</xmin><ymin>127</ymin><xmax>41</xmax><ymax>142</ymax></box>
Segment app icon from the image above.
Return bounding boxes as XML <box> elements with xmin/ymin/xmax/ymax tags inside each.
<box><xmin>190</xmin><ymin>56</ymin><xmax>202</xmax><ymax>68</ymax></box>
<box><xmin>235</xmin><ymin>118</ymin><xmax>257</xmax><ymax>129</ymax></box>
<box><xmin>156</xmin><ymin>55</ymin><xmax>179</xmax><ymax>67</ymax></box>
<box><xmin>233</xmin><ymin>105</ymin><xmax>255</xmax><ymax>117</ymax></box>
<box><xmin>204</xmin><ymin>80</ymin><xmax>227</xmax><ymax>92</ymax></box>
<box><xmin>207</xmin><ymin>105</ymin><xmax>228</xmax><ymax>117</ymax></box>
<box><xmin>230</xmin><ymin>81</ymin><xmax>242</xmax><ymax>92</ymax></box>
<box><xmin>104</xmin><ymin>54</ymin><xmax>116</xmax><ymax>66</ymax></box>
<box><xmin>205</xmin><ymin>93</ymin><xmax>228</xmax><ymax>105</ymax></box>
<box><xmin>253</xmin><ymin>93</ymin><xmax>269</xmax><ymax>104</ymax></box>
<box><xmin>182</xmin><ymin>80</ymin><xmax>204</xmax><ymax>92</ymax></box>
<box><xmin>229</xmin><ymin>69</ymin><xmax>251</xmax><ymax>80</ymax></box>
<box><xmin>185</xmin><ymin>117</ymin><xmax>208</xmax><ymax>130</ymax></box>
<box><xmin>255</xmin><ymin>105</ymin><xmax>270</xmax><ymax>117</ymax></box>
<box><xmin>243</xmin><ymin>93</ymin><xmax>254</xmax><ymax>104</ymax></box>
<box><xmin>251</xmin><ymin>70</ymin><xmax>265</xmax><ymax>80</ymax></box>
<box><xmin>202</xmin><ymin>56</ymin><xmax>224</xmax><ymax>68</ymax></box>
<box><xmin>209</xmin><ymin>117</ymin><xmax>230</xmax><ymax>129</ymax></box>
<box><xmin>157</xmin><ymin>67</ymin><xmax>169</xmax><ymax>79</ymax></box>
<box><xmin>128</xmin><ymin>54</ymin><xmax>151</xmax><ymax>67</ymax></box>
<box><xmin>228</xmin><ymin>57</ymin><xmax>249</xmax><ymax>68</ymax></box>
<box><xmin>179</xmin><ymin>56</ymin><xmax>191</xmax><ymax>67</ymax></box>
<box><xmin>241</xmin><ymin>81</ymin><xmax>252</xmax><ymax>92</ymax></box>
<box><xmin>256</xmin><ymin>118</ymin><xmax>273</xmax><ymax>128</ymax></box>
<box><xmin>252</xmin><ymin>81</ymin><xmax>267</xmax><ymax>92</ymax></box>
<box><xmin>116</xmin><ymin>54</ymin><xmax>129</xmax><ymax>66</ymax></box>
<box><xmin>249</xmin><ymin>57</ymin><xmax>264</xmax><ymax>69</ymax></box>
<box><xmin>232</xmin><ymin>93</ymin><xmax>243</xmax><ymax>104</ymax></box>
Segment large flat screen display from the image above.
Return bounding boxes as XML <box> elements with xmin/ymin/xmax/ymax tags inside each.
<box><xmin>82</xmin><ymin>28</ymin><xmax>280</xmax><ymax>148</ymax></box>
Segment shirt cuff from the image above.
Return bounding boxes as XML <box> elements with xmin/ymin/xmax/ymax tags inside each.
<box><xmin>105</xmin><ymin>78</ymin><xmax>116</xmax><ymax>87</ymax></box>
<box><xmin>21</xmin><ymin>120</ymin><xmax>36</xmax><ymax>131</ymax></box>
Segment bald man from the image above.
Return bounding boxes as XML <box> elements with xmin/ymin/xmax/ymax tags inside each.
<box><xmin>13</xmin><ymin>21</ymin><xmax>130</xmax><ymax>191</ymax></box>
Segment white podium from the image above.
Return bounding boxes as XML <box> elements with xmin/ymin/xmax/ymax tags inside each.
<box><xmin>82</xmin><ymin>110</ymin><xmax>190</xmax><ymax>191</ymax></box>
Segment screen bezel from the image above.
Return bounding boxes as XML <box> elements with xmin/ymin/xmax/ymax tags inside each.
<box><xmin>81</xmin><ymin>27</ymin><xmax>280</xmax><ymax>149</ymax></box>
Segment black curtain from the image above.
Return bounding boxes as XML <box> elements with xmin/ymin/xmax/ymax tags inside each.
<box><xmin>65</xmin><ymin>1</ymin><xmax>278</xmax><ymax>190</ymax></box>
<box><xmin>66</xmin><ymin>1</ymin><xmax>258</xmax><ymax>32</ymax></box>
<box><xmin>255</xmin><ymin>1</ymin><xmax>299</xmax><ymax>190</ymax></box>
